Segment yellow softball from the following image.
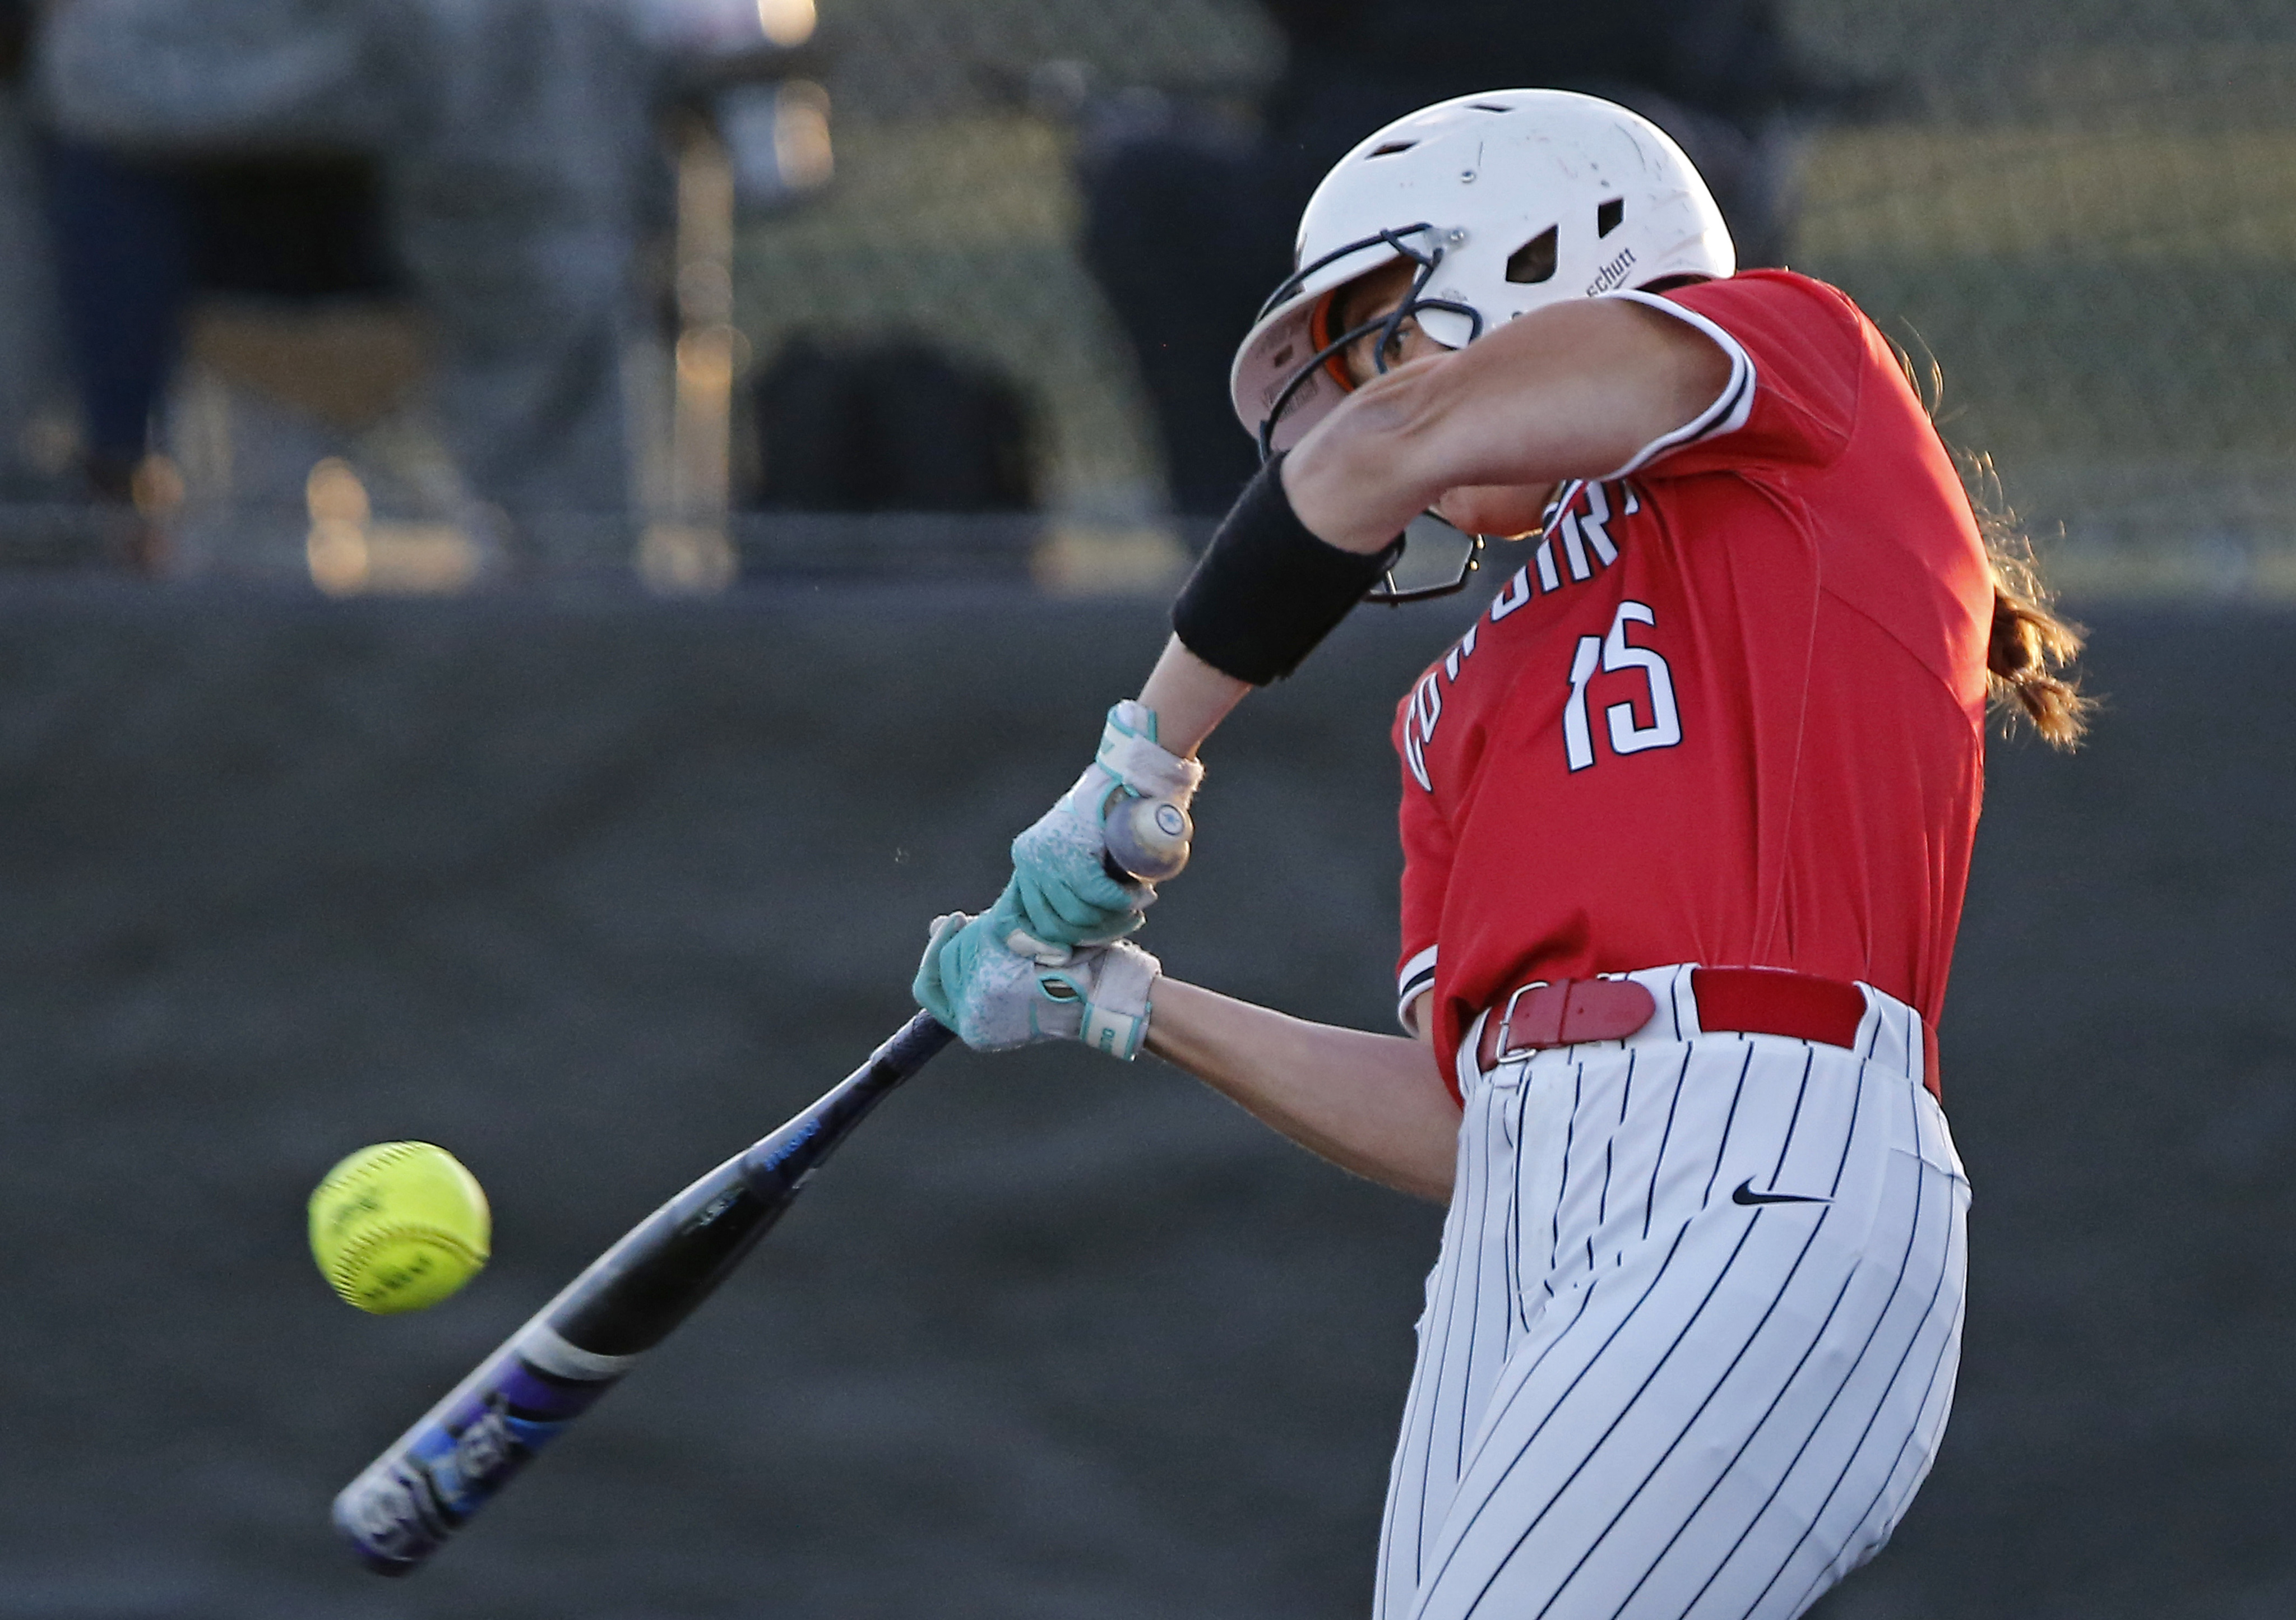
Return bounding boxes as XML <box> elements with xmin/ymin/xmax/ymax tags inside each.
<box><xmin>309</xmin><ymin>1142</ymin><xmax>491</xmax><ymax>1314</ymax></box>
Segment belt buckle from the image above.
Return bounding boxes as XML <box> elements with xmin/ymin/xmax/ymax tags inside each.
<box><xmin>1493</xmin><ymin>980</ymin><xmax>1553</xmax><ymax>1064</ymax></box>
<box><xmin>1492</xmin><ymin>976</ymin><xmax>1661</xmax><ymax>1066</ymax></box>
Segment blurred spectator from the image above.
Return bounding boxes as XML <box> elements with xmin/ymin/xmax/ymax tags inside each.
<box><xmin>34</xmin><ymin>0</ymin><xmax>670</xmax><ymax>566</ymax></box>
<box><xmin>1078</xmin><ymin>0</ymin><xmax>1843</xmax><ymax>515</ymax></box>
<box><xmin>35</xmin><ymin>146</ymin><xmax>401</xmax><ymax>505</ymax></box>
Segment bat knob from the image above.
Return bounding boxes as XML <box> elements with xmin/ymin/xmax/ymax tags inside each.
<box><xmin>1103</xmin><ymin>794</ymin><xmax>1192</xmax><ymax>884</ymax></box>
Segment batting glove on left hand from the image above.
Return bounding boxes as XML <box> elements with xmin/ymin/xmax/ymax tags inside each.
<box><xmin>913</xmin><ymin>909</ymin><xmax>1160</xmax><ymax>1060</ymax></box>
<box><xmin>1001</xmin><ymin>700</ymin><xmax>1203</xmax><ymax>959</ymax></box>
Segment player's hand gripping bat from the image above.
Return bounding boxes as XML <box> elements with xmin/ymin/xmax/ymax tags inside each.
<box><xmin>331</xmin><ymin>1011</ymin><xmax>955</xmax><ymax>1573</ymax></box>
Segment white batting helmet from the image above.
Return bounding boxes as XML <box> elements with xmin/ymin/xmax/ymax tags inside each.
<box><xmin>1230</xmin><ymin>89</ymin><xmax>1736</xmax><ymax>454</ymax></box>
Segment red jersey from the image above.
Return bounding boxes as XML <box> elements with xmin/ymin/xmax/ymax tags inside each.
<box><xmin>1391</xmin><ymin>270</ymin><xmax>1993</xmax><ymax>1085</ymax></box>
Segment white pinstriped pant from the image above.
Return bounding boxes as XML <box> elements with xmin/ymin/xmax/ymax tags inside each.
<box><xmin>1374</xmin><ymin>964</ymin><xmax>1969</xmax><ymax>1620</ymax></box>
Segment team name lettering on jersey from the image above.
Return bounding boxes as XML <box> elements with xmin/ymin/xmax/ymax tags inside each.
<box><xmin>1403</xmin><ymin>669</ymin><xmax>1443</xmax><ymax>791</ymax></box>
<box><xmin>1402</xmin><ymin>480</ymin><xmax>1642</xmax><ymax>791</ymax></box>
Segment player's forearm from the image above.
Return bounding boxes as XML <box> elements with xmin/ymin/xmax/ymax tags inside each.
<box><xmin>1135</xmin><ymin>635</ymin><xmax>1249</xmax><ymax>757</ymax></box>
<box><xmin>1279</xmin><ymin>355</ymin><xmax>1460</xmax><ymax>551</ymax></box>
<box><xmin>1284</xmin><ymin>298</ymin><xmax>1731</xmax><ymax>551</ymax></box>
<box><xmin>1144</xmin><ymin>978</ymin><xmax>1459</xmax><ymax>1202</ymax></box>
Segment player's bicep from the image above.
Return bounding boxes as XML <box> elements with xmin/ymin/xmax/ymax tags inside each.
<box><xmin>1397</xmin><ymin>297</ymin><xmax>1735</xmax><ymax>492</ymax></box>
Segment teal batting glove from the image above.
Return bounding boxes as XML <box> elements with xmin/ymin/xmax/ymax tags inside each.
<box><xmin>1004</xmin><ymin>701</ymin><xmax>1203</xmax><ymax>957</ymax></box>
<box><xmin>914</xmin><ymin>909</ymin><xmax>1161</xmax><ymax>1059</ymax></box>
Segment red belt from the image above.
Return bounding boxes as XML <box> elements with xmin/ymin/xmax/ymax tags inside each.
<box><xmin>1474</xmin><ymin>967</ymin><xmax>1941</xmax><ymax>1099</ymax></box>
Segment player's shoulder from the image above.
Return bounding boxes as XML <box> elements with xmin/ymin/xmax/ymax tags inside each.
<box><xmin>1665</xmin><ymin>268</ymin><xmax>1863</xmax><ymax>320</ymax></box>
<box><xmin>1660</xmin><ymin>269</ymin><xmax>1873</xmax><ymax>360</ymax></box>
<box><xmin>1635</xmin><ymin>270</ymin><xmax>1893</xmax><ymax>474</ymax></box>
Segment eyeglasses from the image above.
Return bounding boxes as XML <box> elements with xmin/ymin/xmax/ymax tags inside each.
<box><xmin>1252</xmin><ymin>224</ymin><xmax>1489</xmax><ymax>604</ymax></box>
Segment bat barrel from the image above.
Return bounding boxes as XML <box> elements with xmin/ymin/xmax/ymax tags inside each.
<box><xmin>332</xmin><ymin>1323</ymin><xmax>633</xmax><ymax>1572</ymax></box>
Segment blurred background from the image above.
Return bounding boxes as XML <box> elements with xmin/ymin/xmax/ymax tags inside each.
<box><xmin>0</xmin><ymin>1</ymin><xmax>2291</xmax><ymax>1617</ymax></box>
<box><xmin>0</xmin><ymin>0</ymin><xmax>2288</xmax><ymax>592</ymax></box>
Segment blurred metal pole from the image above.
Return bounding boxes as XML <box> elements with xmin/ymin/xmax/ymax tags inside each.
<box><xmin>638</xmin><ymin>117</ymin><xmax>739</xmax><ymax>593</ymax></box>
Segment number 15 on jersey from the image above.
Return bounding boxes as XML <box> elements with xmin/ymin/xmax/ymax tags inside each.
<box><xmin>1565</xmin><ymin>601</ymin><xmax>1681</xmax><ymax>772</ymax></box>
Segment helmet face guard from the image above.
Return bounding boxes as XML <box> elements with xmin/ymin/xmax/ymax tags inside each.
<box><xmin>1228</xmin><ymin>89</ymin><xmax>1735</xmax><ymax>605</ymax></box>
<box><xmin>1252</xmin><ymin>225</ymin><xmax>1489</xmax><ymax>603</ymax></box>
<box><xmin>1251</xmin><ymin>224</ymin><xmax>1487</xmax><ymax>462</ymax></box>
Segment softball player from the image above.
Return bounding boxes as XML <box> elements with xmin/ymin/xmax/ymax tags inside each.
<box><xmin>919</xmin><ymin>89</ymin><xmax>2086</xmax><ymax>1619</ymax></box>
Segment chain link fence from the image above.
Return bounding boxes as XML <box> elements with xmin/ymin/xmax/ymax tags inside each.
<box><xmin>740</xmin><ymin>0</ymin><xmax>2296</xmax><ymax>596</ymax></box>
<box><xmin>733</xmin><ymin>0</ymin><xmax>1280</xmax><ymax>581</ymax></box>
<box><xmin>1</xmin><ymin>1</ymin><xmax>2284</xmax><ymax>596</ymax></box>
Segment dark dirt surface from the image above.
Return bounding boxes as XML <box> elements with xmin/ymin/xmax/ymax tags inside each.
<box><xmin>0</xmin><ymin>582</ymin><xmax>2286</xmax><ymax>1619</ymax></box>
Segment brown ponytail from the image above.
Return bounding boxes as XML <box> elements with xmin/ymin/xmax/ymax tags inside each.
<box><xmin>1889</xmin><ymin>336</ymin><xmax>2091</xmax><ymax>749</ymax></box>
<box><xmin>1964</xmin><ymin>452</ymin><xmax>2091</xmax><ymax>749</ymax></box>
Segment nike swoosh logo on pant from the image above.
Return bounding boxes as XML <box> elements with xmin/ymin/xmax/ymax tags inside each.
<box><xmin>1732</xmin><ymin>1178</ymin><xmax>1832</xmax><ymax>1206</ymax></box>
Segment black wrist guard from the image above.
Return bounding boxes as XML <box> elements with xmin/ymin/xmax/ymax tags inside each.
<box><xmin>1170</xmin><ymin>456</ymin><xmax>1402</xmax><ymax>685</ymax></box>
